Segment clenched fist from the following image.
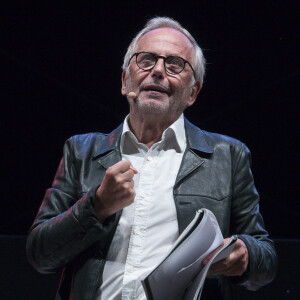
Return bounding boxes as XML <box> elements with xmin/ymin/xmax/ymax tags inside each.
<box><xmin>95</xmin><ymin>160</ymin><xmax>137</xmax><ymax>221</ymax></box>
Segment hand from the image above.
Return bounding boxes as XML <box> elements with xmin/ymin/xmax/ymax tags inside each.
<box><xmin>95</xmin><ymin>160</ymin><xmax>137</xmax><ymax>221</ymax></box>
<box><xmin>203</xmin><ymin>238</ymin><xmax>248</xmax><ymax>277</ymax></box>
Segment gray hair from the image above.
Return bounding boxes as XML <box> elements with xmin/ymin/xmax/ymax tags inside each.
<box><xmin>122</xmin><ymin>16</ymin><xmax>206</xmax><ymax>83</ymax></box>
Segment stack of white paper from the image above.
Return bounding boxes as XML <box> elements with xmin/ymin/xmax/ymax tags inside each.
<box><xmin>142</xmin><ymin>209</ymin><xmax>237</xmax><ymax>300</ymax></box>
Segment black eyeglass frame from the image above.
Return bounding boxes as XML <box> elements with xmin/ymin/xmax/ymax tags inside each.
<box><xmin>128</xmin><ymin>51</ymin><xmax>196</xmax><ymax>78</ymax></box>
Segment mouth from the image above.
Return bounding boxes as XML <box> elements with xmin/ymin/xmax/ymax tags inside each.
<box><xmin>141</xmin><ymin>84</ymin><xmax>170</xmax><ymax>95</ymax></box>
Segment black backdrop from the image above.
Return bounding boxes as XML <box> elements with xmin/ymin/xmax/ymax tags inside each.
<box><xmin>0</xmin><ymin>1</ymin><xmax>299</xmax><ymax>239</ymax></box>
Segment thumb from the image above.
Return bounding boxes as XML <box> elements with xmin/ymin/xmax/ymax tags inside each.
<box><xmin>202</xmin><ymin>238</ymin><xmax>229</xmax><ymax>265</ymax></box>
<box><xmin>129</xmin><ymin>164</ymin><xmax>138</xmax><ymax>174</ymax></box>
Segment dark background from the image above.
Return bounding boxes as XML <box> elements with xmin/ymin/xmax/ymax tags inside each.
<box><xmin>0</xmin><ymin>1</ymin><xmax>299</xmax><ymax>239</ymax></box>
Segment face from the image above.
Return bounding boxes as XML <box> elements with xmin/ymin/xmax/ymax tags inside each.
<box><xmin>121</xmin><ymin>28</ymin><xmax>202</xmax><ymax>120</ymax></box>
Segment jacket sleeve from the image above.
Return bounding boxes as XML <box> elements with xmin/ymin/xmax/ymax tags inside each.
<box><xmin>229</xmin><ymin>143</ymin><xmax>278</xmax><ymax>290</ymax></box>
<box><xmin>26</xmin><ymin>138</ymin><xmax>118</xmax><ymax>274</ymax></box>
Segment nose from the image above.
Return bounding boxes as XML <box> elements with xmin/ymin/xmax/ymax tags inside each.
<box><xmin>150</xmin><ymin>57</ymin><xmax>166</xmax><ymax>79</ymax></box>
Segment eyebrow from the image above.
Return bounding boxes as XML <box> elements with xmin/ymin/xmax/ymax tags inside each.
<box><xmin>141</xmin><ymin>51</ymin><xmax>185</xmax><ymax>58</ymax></box>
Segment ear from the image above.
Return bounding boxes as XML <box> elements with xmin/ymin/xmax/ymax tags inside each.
<box><xmin>121</xmin><ymin>70</ymin><xmax>127</xmax><ymax>96</ymax></box>
<box><xmin>187</xmin><ymin>80</ymin><xmax>202</xmax><ymax>107</ymax></box>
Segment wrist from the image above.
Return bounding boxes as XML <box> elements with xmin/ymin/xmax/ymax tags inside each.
<box><xmin>94</xmin><ymin>191</ymin><xmax>116</xmax><ymax>222</ymax></box>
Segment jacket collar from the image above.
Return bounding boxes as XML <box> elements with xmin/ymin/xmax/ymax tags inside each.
<box><xmin>92</xmin><ymin>117</ymin><xmax>214</xmax><ymax>159</ymax></box>
<box><xmin>93</xmin><ymin>123</ymin><xmax>123</xmax><ymax>159</ymax></box>
<box><xmin>94</xmin><ymin>118</ymin><xmax>214</xmax><ymax>158</ymax></box>
<box><xmin>184</xmin><ymin>118</ymin><xmax>214</xmax><ymax>154</ymax></box>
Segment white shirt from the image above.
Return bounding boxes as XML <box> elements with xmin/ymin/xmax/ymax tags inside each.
<box><xmin>96</xmin><ymin>114</ymin><xmax>186</xmax><ymax>300</ymax></box>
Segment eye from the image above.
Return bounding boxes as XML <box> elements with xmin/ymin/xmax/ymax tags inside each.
<box><xmin>165</xmin><ymin>56</ymin><xmax>185</xmax><ymax>73</ymax></box>
<box><xmin>137</xmin><ymin>53</ymin><xmax>156</xmax><ymax>69</ymax></box>
<box><xmin>166</xmin><ymin>56</ymin><xmax>184</xmax><ymax>67</ymax></box>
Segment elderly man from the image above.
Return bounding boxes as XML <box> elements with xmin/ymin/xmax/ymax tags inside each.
<box><xmin>27</xmin><ymin>17</ymin><xmax>277</xmax><ymax>300</ymax></box>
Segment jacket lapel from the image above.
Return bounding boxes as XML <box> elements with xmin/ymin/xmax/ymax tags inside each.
<box><xmin>93</xmin><ymin>124</ymin><xmax>123</xmax><ymax>169</ymax></box>
<box><xmin>175</xmin><ymin>119</ymin><xmax>214</xmax><ymax>187</ymax></box>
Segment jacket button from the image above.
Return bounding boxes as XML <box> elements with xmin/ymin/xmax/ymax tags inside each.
<box><xmin>95</xmin><ymin>250</ymin><xmax>104</xmax><ymax>259</ymax></box>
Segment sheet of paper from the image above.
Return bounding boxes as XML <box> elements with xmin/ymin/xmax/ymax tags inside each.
<box><xmin>184</xmin><ymin>235</ymin><xmax>237</xmax><ymax>300</ymax></box>
<box><xmin>142</xmin><ymin>209</ymin><xmax>228</xmax><ymax>300</ymax></box>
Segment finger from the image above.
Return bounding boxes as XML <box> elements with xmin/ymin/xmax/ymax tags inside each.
<box><xmin>120</xmin><ymin>169</ymin><xmax>136</xmax><ymax>182</ymax></box>
<box><xmin>207</xmin><ymin>258</ymin><xmax>228</xmax><ymax>275</ymax></box>
<box><xmin>110</xmin><ymin>162</ymin><xmax>137</xmax><ymax>177</ymax></box>
<box><xmin>202</xmin><ymin>238</ymin><xmax>231</xmax><ymax>265</ymax></box>
<box><xmin>207</xmin><ymin>242</ymin><xmax>248</xmax><ymax>276</ymax></box>
<box><xmin>109</xmin><ymin>160</ymin><xmax>132</xmax><ymax>174</ymax></box>
<box><xmin>119</xmin><ymin>188</ymin><xmax>136</xmax><ymax>203</ymax></box>
<box><xmin>122</xmin><ymin>181</ymin><xmax>134</xmax><ymax>190</ymax></box>
<box><xmin>116</xmin><ymin>160</ymin><xmax>137</xmax><ymax>174</ymax></box>
<box><xmin>222</xmin><ymin>265</ymin><xmax>245</xmax><ymax>276</ymax></box>
<box><xmin>210</xmin><ymin>258</ymin><xmax>245</xmax><ymax>277</ymax></box>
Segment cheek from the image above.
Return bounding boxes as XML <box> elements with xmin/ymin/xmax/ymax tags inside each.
<box><xmin>128</xmin><ymin>72</ymin><xmax>149</xmax><ymax>88</ymax></box>
<box><xmin>173</xmin><ymin>83</ymin><xmax>190</xmax><ymax>96</ymax></box>
<box><xmin>169</xmin><ymin>75</ymin><xmax>190</xmax><ymax>90</ymax></box>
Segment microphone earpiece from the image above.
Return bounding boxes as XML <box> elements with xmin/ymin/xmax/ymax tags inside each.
<box><xmin>128</xmin><ymin>92</ymin><xmax>137</xmax><ymax>99</ymax></box>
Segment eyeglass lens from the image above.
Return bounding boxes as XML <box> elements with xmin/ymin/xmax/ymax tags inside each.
<box><xmin>136</xmin><ymin>53</ymin><xmax>185</xmax><ymax>74</ymax></box>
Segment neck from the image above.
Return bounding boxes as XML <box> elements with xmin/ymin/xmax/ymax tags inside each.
<box><xmin>128</xmin><ymin>111</ymin><xmax>180</xmax><ymax>148</ymax></box>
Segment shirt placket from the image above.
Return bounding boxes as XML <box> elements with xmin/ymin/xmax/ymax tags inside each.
<box><xmin>122</xmin><ymin>149</ymin><xmax>157</xmax><ymax>299</ymax></box>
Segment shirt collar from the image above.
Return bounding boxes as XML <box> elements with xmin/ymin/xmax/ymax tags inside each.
<box><xmin>120</xmin><ymin>114</ymin><xmax>186</xmax><ymax>154</ymax></box>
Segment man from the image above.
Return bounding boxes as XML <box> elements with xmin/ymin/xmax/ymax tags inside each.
<box><xmin>26</xmin><ymin>17</ymin><xmax>277</xmax><ymax>299</ymax></box>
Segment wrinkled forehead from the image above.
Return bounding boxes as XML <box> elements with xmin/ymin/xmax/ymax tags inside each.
<box><xmin>136</xmin><ymin>28</ymin><xmax>195</xmax><ymax>60</ymax></box>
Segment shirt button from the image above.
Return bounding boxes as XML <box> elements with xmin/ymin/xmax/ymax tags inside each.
<box><xmin>141</xmin><ymin>193</ymin><xmax>147</xmax><ymax>199</ymax></box>
<box><xmin>146</xmin><ymin>156</ymin><xmax>152</xmax><ymax>161</ymax></box>
<box><xmin>134</xmin><ymin>229</ymin><xmax>141</xmax><ymax>235</ymax></box>
<box><xmin>128</xmin><ymin>266</ymin><xmax>135</xmax><ymax>273</ymax></box>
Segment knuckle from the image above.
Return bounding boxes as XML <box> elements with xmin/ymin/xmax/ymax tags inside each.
<box><xmin>122</xmin><ymin>182</ymin><xmax>130</xmax><ymax>189</ymax></box>
<box><xmin>106</xmin><ymin>167</ymin><xmax>115</xmax><ymax>177</ymax></box>
<box><xmin>107</xmin><ymin>165</ymin><xmax>116</xmax><ymax>172</ymax></box>
<box><xmin>222</xmin><ymin>258</ymin><xmax>230</xmax><ymax>268</ymax></box>
<box><xmin>121</xmin><ymin>160</ymin><xmax>130</xmax><ymax>169</ymax></box>
<box><xmin>115</xmin><ymin>176</ymin><xmax>122</xmax><ymax>184</ymax></box>
<box><xmin>124</xmin><ymin>160</ymin><xmax>131</xmax><ymax>167</ymax></box>
<box><xmin>129</xmin><ymin>192</ymin><xmax>136</xmax><ymax>201</ymax></box>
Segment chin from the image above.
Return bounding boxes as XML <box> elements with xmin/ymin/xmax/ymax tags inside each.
<box><xmin>136</xmin><ymin>98</ymin><xmax>169</xmax><ymax>114</ymax></box>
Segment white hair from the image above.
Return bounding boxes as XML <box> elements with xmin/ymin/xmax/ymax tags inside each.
<box><xmin>122</xmin><ymin>16</ymin><xmax>206</xmax><ymax>83</ymax></box>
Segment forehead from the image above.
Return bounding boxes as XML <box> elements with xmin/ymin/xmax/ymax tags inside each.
<box><xmin>136</xmin><ymin>28</ymin><xmax>194</xmax><ymax>59</ymax></box>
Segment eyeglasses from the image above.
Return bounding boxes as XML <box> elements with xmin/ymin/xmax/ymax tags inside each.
<box><xmin>128</xmin><ymin>51</ymin><xmax>196</xmax><ymax>77</ymax></box>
